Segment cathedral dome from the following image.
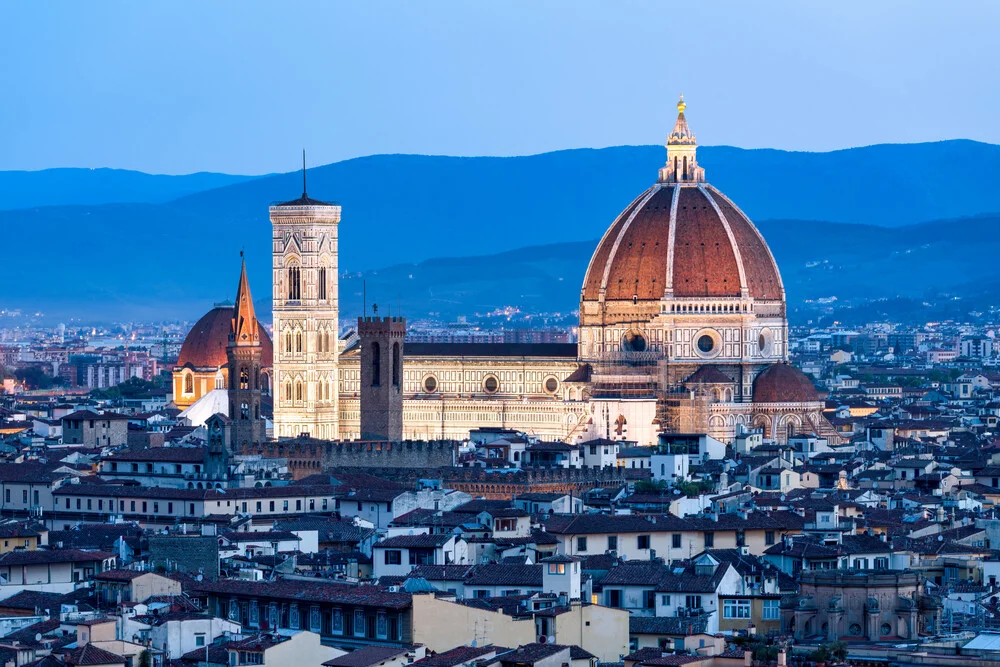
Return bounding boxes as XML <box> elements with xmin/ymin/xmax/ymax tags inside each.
<box><xmin>177</xmin><ymin>305</ymin><xmax>273</xmax><ymax>369</ymax></box>
<box><xmin>753</xmin><ymin>363</ymin><xmax>819</xmax><ymax>403</ymax></box>
<box><xmin>581</xmin><ymin>97</ymin><xmax>783</xmax><ymax>308</ymax></box>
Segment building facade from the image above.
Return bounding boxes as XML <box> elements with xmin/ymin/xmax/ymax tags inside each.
<box><xmin>270</xmin><ymin>172</ymin><xmax>342</xmax><ymax>440</ymax></box>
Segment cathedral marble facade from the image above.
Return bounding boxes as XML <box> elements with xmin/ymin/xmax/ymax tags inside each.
<box><xmin>175</xmin><ymin>99</ymin><xmax>838</xmax><ymax>447</ymax></box>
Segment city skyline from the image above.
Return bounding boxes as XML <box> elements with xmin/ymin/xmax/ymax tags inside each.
<box><xmin>2</xmin><ymin>1</ymin><xmax>1000</xmax><ymax>174</ymax></box>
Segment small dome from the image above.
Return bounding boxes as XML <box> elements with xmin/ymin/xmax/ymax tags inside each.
<box><xmin>753</xmin><ymin>363</ymin><xmax>819</xmax><ymax>403</ymax></box>
<box><xmin>177</xmin><ymin>306</ymin><xmax>273</xmax><ymax>369</ymax></box>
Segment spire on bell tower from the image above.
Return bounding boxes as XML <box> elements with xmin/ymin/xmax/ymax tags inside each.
<box><xmin>658</xmin><ymin>94</ymin><xmax>706</xmax><ymax>184</ymax></box>
<box><xmin>231</xmin><ymin>253</ymin><xmax>259</xmax><ymax>346</ymax></box>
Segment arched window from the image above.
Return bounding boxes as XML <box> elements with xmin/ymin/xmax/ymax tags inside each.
<box><xmin>285</xmin><ymin>330</ymin><xmax>293</xmax><ymax>353</ymax></box>
<box><xmin>284</xmin><ymin>382</ymin><xmax>292</xmax><ymax>401</ymax></box>
<box><xmin>318</xmin><ymin>267</ymin><xmax>327</xmax><ymax>300</ymax></box>
<box><xmin>392</xmin><ymin>342</ymin><xmax>401</xmax><ymax>388</ymax></box>
<box><xmin>295</xmin><ymin>330</ymin><xmax>303</xmax><ymax>353</ymax></box>
<box><xmin>295</xmin><ymin>380</ymin><xmax>303</xmax><ymax>401</ymax></box>
<box><xmin>287</xmin><ymin>266</ymin><xmax>301</xmax><ymax>301</ymax></box>
<box><xmin>318</xmin><ymin>328</ymin><xmax>325</xmax><ymax>353</ymax></box>
<box><xmin>184</xmin><ymin>373</ymin><xmax>194</xmax><ymax>394</ymax></box>
<box><xmin>254</xmin><ymin>404</ymin><xmax>260</xmax><ymax>419</ymax></box>
<box><xmin>240</xmin><ymin>402</ymin><xmax>249</xmax><ymax>420</ymax></box>
<box><xmin>239</xmin><ymin>368</ymin><xmax>249</xmax><ymax>390</ymax></box>
<box><xmin>371</xmin><ymin>342</ymin><xmax>381</xmax><ymax>387</ymax></box>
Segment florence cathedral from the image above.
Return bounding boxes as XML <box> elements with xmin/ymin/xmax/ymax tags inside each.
<box><xmin>172</xmin><ymin>98</ymin><xmax>840</xmax><ymax>448</ymax></box>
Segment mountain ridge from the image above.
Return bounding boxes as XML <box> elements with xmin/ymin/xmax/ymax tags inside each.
<box><xmin>3</xmin><ymin>140</ymin><xmax>1000</xmax><ymax>321</ymax></box>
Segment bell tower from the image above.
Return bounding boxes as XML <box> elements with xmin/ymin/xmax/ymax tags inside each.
<box><xmin>358</xmin><ymin>313</ymin><xmax>406</xmax><ymax>441</ymax></box>
<box><xmin>227</xmin><ymin>255</ymin><xmax>266</xmax><ymax>449</ymax></box>
<box><xmin>270</xmin><ymin>153</ymin><xmax>341</xmax><ymax>440</ymax></box>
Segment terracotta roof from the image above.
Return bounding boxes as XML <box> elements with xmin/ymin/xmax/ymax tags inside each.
<box><xmin>62</xmin><ymin>644</ymin><xmax>125</xmax><ymax>666</ymax></box>
<box><xmin>412</xmin><ymin>646</ymin><xmax>499</xmax><ymax>667</ymax></box>
<box><xmin>753</xmin><ymin>363</ymin><xmax>820</xmax><ymax>403</ymax></box>
<box><xmin>582</xmin><ymin>184</ymin><xmax>783</xmax><ymax>303</ymax></box>
<box><xmin>684</xmin><ymin>366</ymin><xmax>733</xmax><ymax>385</ymax></box>
<box><xmin>177</xmin><ymin>306</ymin><xmax>272</xmax><ymax>369</ymax></box>
<box><xmin>323</xmin><ymin>645</ymin><xmax>412</xmax><ymax>667</ymax></box>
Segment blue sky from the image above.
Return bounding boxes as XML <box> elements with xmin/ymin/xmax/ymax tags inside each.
<box><xmin>3</xmin><ymin>1</ymin><xmax>999</xmax><ymax>174</ymax></box>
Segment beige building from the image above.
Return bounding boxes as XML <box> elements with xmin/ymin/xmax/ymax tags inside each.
<box><xmin>226</xmin><ymin>630</ymin><xmax>343</xmax><ymax>667</ymax></box>
<box><xmin>410</xmin><ymin>594</ymin><xmax>628</xmax><ymax>663</ymax></box>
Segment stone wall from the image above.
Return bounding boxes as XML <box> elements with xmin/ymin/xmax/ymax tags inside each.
<box><xmin>238</xmin><ymin>439</ymin><xmax>457</xmax><ymax>479</ymax></box>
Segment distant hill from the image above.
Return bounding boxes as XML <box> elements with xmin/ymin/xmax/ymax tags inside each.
<box><xmin>0</xmin><ymin>168</ymin><xmax>261</xmax><ymax>209</ymax></box>
<box><xmin>3</xmin><ymin>140</ymin><xmax>1000</xmax><ymax>321</ymax></box>
<box><xmin>343</xmin><ymin>213</ymin><xmax>1000</xmax><ymax>325</ymax></box>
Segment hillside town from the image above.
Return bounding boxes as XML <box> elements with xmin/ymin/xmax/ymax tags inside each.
<box><xmin>1</xmin><ymin>315</ymin><xmax>1000</xmax><ymax>667</ymax></box>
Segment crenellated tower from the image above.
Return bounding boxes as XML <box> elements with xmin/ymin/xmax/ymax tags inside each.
<box><xmin>270</xmin><ymin>155</ymin><xmax>341</xmax><ymax>439</ymax></box>
<box><xmin>227</xmin><ymin>255</ymin><xmax>266</xmax><ymax>449</ymax></box>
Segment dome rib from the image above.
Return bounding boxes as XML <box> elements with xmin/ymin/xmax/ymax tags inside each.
<box><xmin>708</xmin><ymin>186</ymin><xmax>785</xmax><ymax>301</ymax></box>
<box><xmin>700</xmin><ymin>185</ymin><xmax>748</xmax><ymax>294</ymax></box>
<box><xmin>599</xmin><ymin>185</ymin><xmax>662</xmax><ymax>298</ymax></box>
<box><xmin>581</xmin><ymin>190</ymin><xmax>649</xmax><ymax>301</ymax></box>
<box><xmin>670</xmin><ymin>187</ymin><xmax>741</xmax><ymax>298</ymax></box>
<box><xmin>664</xmin><ymin>183</ymin><xmax>681</xmax><ymax>294</ymax></box>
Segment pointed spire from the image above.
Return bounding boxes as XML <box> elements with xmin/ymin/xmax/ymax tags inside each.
<box><xmin>668</xmin><ymin>94</ymin><xmax>696</xmax><ymax>146</ymax></box>
<box><xmin>231</xmin><ymin>254</ymin><xmax>259</xmax><ymax>346</ymax></box>
<box><xmin>658</xmin><ymin>94</ymin><xmax>705</xmax><ymax>184</ymax></box>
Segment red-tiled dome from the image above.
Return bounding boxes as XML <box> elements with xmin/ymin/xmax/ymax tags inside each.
<box><xmin>753</xmin><ymin>363</ymin><xmax>819</xmax><ymax>403</ymax></box>
<box><xmin>177</xmin><ymin>306</ymin><xmax>273</xmax><ymax>369</ymax></box>
<box><xmin>581</xmin><ymin>184</ymin><xmax>783</xmax><ymax>303</ymax></box>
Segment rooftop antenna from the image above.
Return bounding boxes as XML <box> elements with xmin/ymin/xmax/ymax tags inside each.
<box><xmin>302</xmin><ymin>149</ymin><xmax>307</xmax><ymax>198</ymax></box>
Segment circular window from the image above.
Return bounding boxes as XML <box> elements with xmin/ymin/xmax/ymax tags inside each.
<box><xmin>880</xmin><ymin>622</ymin><xmax>892</xmax><ymax>636</ymax></box>
<box><xmin>422</xmin><ymin>375</ymin><xmax>438</xmax><ymax>393</ymax></box>
<box><xmin>849</xmin><ymin>623</ymin><xmax>862</xmax><ymax>636</ymax></box>
<box><xmin>758</xmin><ymin>328</ymin><xmax>773</xmax><ymax>356</ymax></box>
<box><xmin>543</xmin><ymin>376</ymin><xmax>559</xmax><ymax>394</ymax></box>
<box><xmin>621</xmin><ymin>330</ymin><xmax>647</xmax><ymax>352</ymax></box>
<box><xmin>693</xmin><ymin>329</ymin><xmax>721</xmax><ymax>359</ymax></box>
<box><xmin>483</xmin><ymin>375</ymin><xmax>499</xmax><ymax>393</ymax></box>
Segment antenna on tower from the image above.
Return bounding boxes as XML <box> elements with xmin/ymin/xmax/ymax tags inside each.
<box><xmin>302</xmin><ymin>149</ymin><xmax>307</xmax><ymax>198</ymax></box>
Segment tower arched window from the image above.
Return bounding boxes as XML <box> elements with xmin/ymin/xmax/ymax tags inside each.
<box><xmin>284</xmin><ymin>381</ymin><xmax>292</xmax><ymax>401</ymax></box>
<box><xmin>287</xmin><ymin>266</ymin><xmax>301</xmax><ymax>301</ymax></box>
<box><xmin>295</xmin><ymin>380</ymin><xmax>303</xmax><ymax>402</ymax></box>
<box><xmin>239</xmin><ymin>368</ymin><xmax>249</xmax><ymax>390</ymax></box>
<box><xmin>184</xmin><ymin>373</ymin><xmax>194</xmax><ymax>394</ymax></box>
<box><xmin>371</xmin><ymin>342</ymin><xmax>381</xmax><ymax>387</ymax></box>
<box><xmin>295</xmin><ymin>330</ymin><xmax>303</xmax><ymax>353</ymax></box>
<box><xmin>240</xmin><ymin>402</ymin><xmax>249</xmax><ymax>420</ymax></box>
<box><xmin>318</xmin><ymin>267</ymin><xmax>327</xmax><ymax>301</ymax></box>
<box><xmin>285</xmin><ymin>330</ymin><xmax>293</xmax><ymax>353</ymax></box>
<box><xmin>392</xmin><ymin>342</ymin><xmax>400</xmax><ymax>388</ymax></box>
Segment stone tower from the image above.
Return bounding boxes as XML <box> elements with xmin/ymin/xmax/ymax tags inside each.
<box><xmin>359</xmin><ymin>315</ymin><xmax>405</xmax><ymax>441</ymax></box>
<box><xmin>270</xmin><ymin>157</ymin><xmax>341</xmax><ymax>440</ymax></box>
<box><xmin>227</xmin><ymin>256</ymin><xmax>266</xmax><ymax>449</ymax></box>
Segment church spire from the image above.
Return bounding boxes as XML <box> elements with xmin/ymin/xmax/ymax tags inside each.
<box><xmin>658</xmin><ymin>94</ymin><xmax>705</xmax><ymax>184</ymax></box>
<box><xmin>231</xmin><ymin>253</ymin><xmax>259</xmax><ymax>346</ymax></box>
